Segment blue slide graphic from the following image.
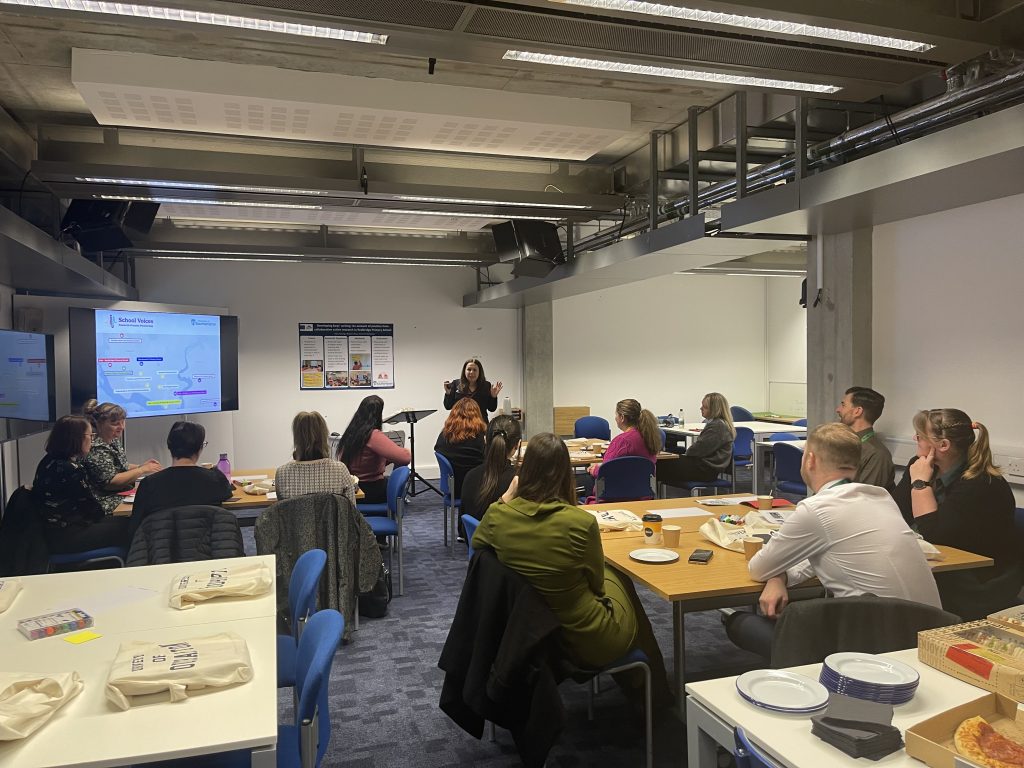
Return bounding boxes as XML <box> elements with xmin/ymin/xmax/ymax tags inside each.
<box><xmin>95</xmin><ymin>310</ymin><xmax>221</xmax><ymax>417</ymax></box>
<box><xmin>0</xmin><ymin>331</ymin><xmax>50</xmax><ymax>420</ymax></box>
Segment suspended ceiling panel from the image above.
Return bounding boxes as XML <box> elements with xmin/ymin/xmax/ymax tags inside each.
<box><xmin>72</xmin><ymin>49</ymin><xmax>631</xmax><ymax>161</ymax></box>
<box><xmin>156</xmin><ymin>203</ymin><xmax>499</xmax><ymax>231</ymax></box>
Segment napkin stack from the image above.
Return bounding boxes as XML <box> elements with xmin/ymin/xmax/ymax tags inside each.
<box><xmin>810</xmin><ymin>694</ymin><xmax>903</xmax><ymax>761</ymax></box>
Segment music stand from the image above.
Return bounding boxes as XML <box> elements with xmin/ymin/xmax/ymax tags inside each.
<box><xmin>383</xmin><ymin>409</ymin><xmax>439</xmax><ymax>496</ymax></box>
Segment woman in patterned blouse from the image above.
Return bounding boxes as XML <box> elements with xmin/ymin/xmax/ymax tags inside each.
<box><xmin>81</xmin><ymin>400</ymin><xmax>162</xmax><ymax>514</ymax></box>
<box><xmin>31</xmin><ymin>415</ymin><xmax>132</xmax><ymax>553</ymax></box>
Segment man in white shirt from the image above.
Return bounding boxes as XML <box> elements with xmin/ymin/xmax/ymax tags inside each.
<box><xmin>725</xmin><ymin>422</ymin><xmax>940</xmax><ymax>659</ymax></box>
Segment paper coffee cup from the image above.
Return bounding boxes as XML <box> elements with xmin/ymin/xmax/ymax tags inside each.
<box><xmin>662</xmin><ymin>525</ymin><xmax>681</xmax><ymax>548</ymax></box>
<box><xmin>743</xmin><ymin>537</ymin><xmax>764</xmax><ymax>561</ymax></box>
<box><xmin>757</xmin><ymin>495</ymin><xmax>773</xmax><ymax>510</ymax></box>
<box><xmin>642</xmin><ymin>514</ymin><xmax>663</xmax><ymax>546</ymax></box>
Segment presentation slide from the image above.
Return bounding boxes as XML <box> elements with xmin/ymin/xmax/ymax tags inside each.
<box><xmin>0</xmin><ymin>330</ymin><xmax>53</xmax><ymax>421</ymax></box>
<box><xmin>94</xmin><ymin>309</ymin><xmax>222</xmax><ymax>417</ymax></box>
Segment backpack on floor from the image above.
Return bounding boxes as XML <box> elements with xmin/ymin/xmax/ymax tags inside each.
<box><xmin>358</xmin><ymin>565</ymin><xmax>392</xmax><ymax>618</ymax></box>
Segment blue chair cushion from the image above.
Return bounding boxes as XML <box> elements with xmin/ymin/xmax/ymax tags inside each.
<box><xmin>357</xmin><ymin>502</ymin><xmax>388</xmax><ymax>517</ymax></box>
<box><xmin>48</xmin><ymin>547</ymin><xmax>126</xmax><ymax>566</ymax></box>
<box><xmin>277</xmin><ymin>633</ymin><xmax>297</xmax><ymax>688</ymax></box>
<box><xmin>777</xmin><ymin>480</ymin><xmax>808</xmax><ymax>495</ymax></box>
<box><xmin>605</xmin><ymin>647</ymin><xmax>649</xmax><ymax>669</ymax></box>
<box><xmin>365</xmin><ymin>517</ymin><xmax>398</xmax><ymax>537</ymax></box>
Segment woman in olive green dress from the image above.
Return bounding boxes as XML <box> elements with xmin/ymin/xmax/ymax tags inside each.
<box><xmin>472</xmin><ymin>433</ymin><xmax>670</xmax><ymax>699</ymax></box>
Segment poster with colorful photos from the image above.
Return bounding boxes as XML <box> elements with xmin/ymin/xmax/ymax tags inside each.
<box><xmin>297</xmin><ymin>323</ymin><xmax>395</xmax><ymax>390</ymax></box>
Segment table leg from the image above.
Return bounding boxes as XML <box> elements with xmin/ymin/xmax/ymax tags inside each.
<box><xmin>685</xmin><ymin>698</ymin><xmax>734</xmax><ymax>768</ymax></box>
<box><xmin>752</xmin><ymin>443</ymin><xmax>763</xmax><ymax>496</ymax></box>
<box><xmin>251</xmin><ymin>744</ymin><xmax>276</xmax><ymax>768</ymax></box>
<box><xmin>672</xmin><ymin>602</ymin><xmax>686</xmax><ymax>698</ymax></box>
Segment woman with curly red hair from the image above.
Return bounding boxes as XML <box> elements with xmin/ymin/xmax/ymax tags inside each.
<box><xmin>434</xmin><ymin>398</ymin><xmax>487</xmax><ymax>499</ymax></box>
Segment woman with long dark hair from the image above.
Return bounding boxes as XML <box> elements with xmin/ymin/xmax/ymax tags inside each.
<box><xmin>443</xmin><ymin>358</ymin><xmax>502</xmax><ymax>423</ymax></box>
<box><xmin>472</xmin><ymin>433</ymin><xmax>670</xmax><ymax>704</ymax></box>
<box><xmin>337</xmin><ymin>395</ymin><xmax>411</xmax><ymax>504</ymax></box>
<box><xmin>460</xmin><ymin>414</ymin><xmax>522</xmax><ymax>521</ymax></box>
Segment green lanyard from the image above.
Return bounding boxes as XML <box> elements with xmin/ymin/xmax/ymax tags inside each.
<box><xmin>826</xmin><ymin>478</ymin><xmax>852</xmax><ymax>489</ymax></box>
<box><xmin>859</xmin><ymin>430</ymin><xmax>875</xmax><ymax>443</ymax></box>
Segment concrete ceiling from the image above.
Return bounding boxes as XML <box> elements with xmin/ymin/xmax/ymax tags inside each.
<box><xmin>0</xmin><ymin>0</ymin><xmax>1018</xmax><ymax>279</ymax></box>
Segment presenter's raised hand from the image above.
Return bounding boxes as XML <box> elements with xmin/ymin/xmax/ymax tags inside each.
<box><xmin>490</xmin><ymin>380</ymin><xmax>503</xmax><ymax>398</ymax></box>
<box><xmin>443</xmin><ymin>380</ymin><xmax>453</xmax><ymax>393</ymax></box>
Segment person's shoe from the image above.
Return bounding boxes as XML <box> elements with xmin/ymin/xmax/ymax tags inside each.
<box><xmin>456</xmin><ymin>535</ymin><xmax>466</xmax><ymax>544</ymax></box>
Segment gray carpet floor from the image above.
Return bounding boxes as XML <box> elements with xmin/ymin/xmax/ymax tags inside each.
<box><xmin>244</xmin><ymin>487</ymin><xmax>767</xmax><ymax>768</ymax></box>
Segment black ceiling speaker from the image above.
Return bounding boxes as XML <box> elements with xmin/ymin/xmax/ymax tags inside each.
<box><xmin>493</xmin><ymin>220</ymin><xmax>565</xmax><ymax>279</ymax></box>
<box><xmin>61</xmin><ymin>200</ymin><xmax>160</xmax><ymax>252</ymax></box>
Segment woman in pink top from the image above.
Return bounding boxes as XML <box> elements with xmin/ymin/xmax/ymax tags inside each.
<box><xmin>336</xmin><ymin>395</ymin><xmax>411</xmax><ymax>503</ymax></box>
<box><xmin>588</xmin><ymin>398</ymin><xmax>661</xmax><ymax>479</ymax></box>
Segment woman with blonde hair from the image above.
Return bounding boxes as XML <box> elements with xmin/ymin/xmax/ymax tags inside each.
<box><xmin>81</xmin><ymin>399</ymin><xmax>161</xmax><ymax>514</ymax></box>
<box><xmin>656</xmin><ymin>392</ymin><xmax>736</xmax><ymax>491</ymax></box>
<box><xmin>276</xmin><ymin>411</ymin><xmax>357</xmax><ymax>505</ymax></box>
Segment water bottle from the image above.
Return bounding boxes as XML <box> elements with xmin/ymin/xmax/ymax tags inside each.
<box><xmin>678</xmin><ymin>408</ymin><xmax>685</xmax><ymax>426</ymax></box>
<box><xmin>502</xmin><ymin>396</ymin><xmax>512</xmax><ymax>415</ymax></box>
<box><xmin>216</xmin><ymin>453</ymin><xmax>231</xmax><ymax>482</ymax></box>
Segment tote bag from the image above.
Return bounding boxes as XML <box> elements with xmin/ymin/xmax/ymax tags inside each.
<box><xmin>169</xmin><ymin>562</ymin><xmax>273</xmax><ymax>610</ymax></box>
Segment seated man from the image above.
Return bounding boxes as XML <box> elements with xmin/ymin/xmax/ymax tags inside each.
<box><xmin>725</xmin><ymin>422</ymin><xmax>940</xmax><ymax>659</ymax></box>
<box><xmin>835</xmin><ymin>386</ymin><xmax>895</xmax><ymax>490</ymax></box>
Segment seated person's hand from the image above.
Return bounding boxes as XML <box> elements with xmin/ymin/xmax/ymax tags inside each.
<box><xmin>140</xmin><ymin>458</ymin><xmax>162</xmax><ymax>475</ymax></box>
<box><xmin>501</xmin><ymin>475</ymin><xmax>519</xmax><ymax>504</ymax></box>
<box><xmin>758</xmin><ymin>575</ymin><xmax>789</xmax><ymax>619</ymax></box>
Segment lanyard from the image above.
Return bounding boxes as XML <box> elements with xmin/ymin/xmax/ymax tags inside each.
<box><xmin>825</xmin><ymin>478</ymin><xmax>852</xmax><ymax>489</ymax></box>
<box><xmin>859</xmin><ymin>430</ymin><xmax>875</xmax><ymax>443</ymax></box>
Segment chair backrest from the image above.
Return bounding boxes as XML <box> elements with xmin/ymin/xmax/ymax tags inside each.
<box><xmin>658</xmin><ymin>428</ymin><xmax>666</xmax><ymax>449</ymax></box>
<box><xmin>574</xmin><ymin>416</ymin><xmax>611</xmax><ymax>440</ymax></box>
<box><xmin>126</xmin><ymin>505</ymin><xmax>243</xmax><ymax>567</ymax></box>
<box><xmin>770</xmin><ymin>595</ymin><xmax>960</xmax><ymax>669</ymax></box>
<box><xmin>594</xmin><ymin>456</ymin><xmax>656</xmax><ymax>503</ymax></box>
<box><xmin>769</xmin><ymin>432</ymin><xmax>800</xmax><ymax>442</ymax></box>
<box><xmin>461</xmin><ymin>514</ymin><xmax>480</xmax><ymax>560</ymax></box>
<box><xmin>295</xmin><ymin>608</ymin><xmax>344</xmax><ymax>767</ymax></box>
<box><xmin>792</xmin><ymin>418</ymin><xmax>808</xmax><ymax>427</ymax></box>
<box><xmin>772</xmin><ymin>442</ymin><xmax>805</xmax><ymax>483</ymax></box>
<box><xmin>288</xmin><ymin>549</ymin><xmax>328</xmax><ymax>640</ymax></box>
<box><xmin>730</xmin><ymin>406</ymin><xmax>754</xmax><ymax>423</ymax></box>
<box><xmin>386</xmin><ymin>466</ymin><xmax>411</xmax><ymax>515</ymax></box>
<box><xmin>734</xmin><ymin>727</ymin><xmax>782</xmax><ymax>768</ymax></box>
<box><xmin>733</xmin><ymin>427</ymin><xmax>754</xmax><ymax>458</ymax></box>
<box><xmin>435</xmin><ymin>452</ymin><xmax>455</xmax><ymax>497</ymax></box>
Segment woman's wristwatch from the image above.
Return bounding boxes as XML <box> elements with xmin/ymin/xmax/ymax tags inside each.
<box><xmin>911</xmin><ymin>479</ymin><xmax>933</xmax><ymax>490</ymax></box>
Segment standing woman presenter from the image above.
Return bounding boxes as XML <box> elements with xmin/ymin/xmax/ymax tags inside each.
<box><xmin>443</xmin><ymin>358</ymin><xmax>502</xmax><ymax>423</ymax></box>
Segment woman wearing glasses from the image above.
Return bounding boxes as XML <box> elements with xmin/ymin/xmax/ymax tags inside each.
<box><xmin>31</xmin><ymin>415</ymin><xmax>132</xmax><ymax>553</ymax></box>
<box><xmin>892</xmin><ymin>408</ymin><xmax>1020</xmax><ymax>618</ymax></box>
<box><xmin>131</xmin><ymin>421</ymin><xmax>234</xmax><ymax>533</ymax></box>
<box><xmin>81</xmin><ymin>400</ymin><xmax>162</xmax><ymax>514</ymax></box>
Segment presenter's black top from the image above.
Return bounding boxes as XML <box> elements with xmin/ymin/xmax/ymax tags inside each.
<box><xmin>443</xmin><ymin>381</ymin><xmax>498</xmax><ymax>423</ymax></box>
<box><xmin>131</xmin><ymin>465</ymin><xmax>234</xmax><ymax>535</ymax></box>
<box><xmin>461</xmin><ymin>460</ymin><xmax>516</xmax><ymax>521</ymax></box>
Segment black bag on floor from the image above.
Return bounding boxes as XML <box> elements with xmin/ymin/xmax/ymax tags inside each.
<box><xmin>358</xmin><ymin>565</ymin><xmax>392</xmax><ymax>618</ymax></box>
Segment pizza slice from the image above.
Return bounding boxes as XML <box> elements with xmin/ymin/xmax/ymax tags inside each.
<box><xmin>955</xmin><ymin>716</ymin><xmax>1024</xmax><ymax>768</ymax></box>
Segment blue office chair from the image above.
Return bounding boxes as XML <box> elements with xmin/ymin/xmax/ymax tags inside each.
<box><xmin>436</xmin><ymin>452</ymin><xmax>461</xmax><ymax>557</ymax></box>
<box><xmin>680</xmin><ymin>477</ymin><xmax>733</xmax><ymax>497</ymax></box>
<box><xmin>773</xmin><ymin>442</ymin><xmax>808</xmax><ymax>497</ymax></box>
<box><xmin>735</xmin><ymin>726</ymin><xmax>781</xmax><ymax>768</ymax></box>
<box><xmin>768</xmin><ymin>432</ymin><xmax>800</xmax><ymax>441</ymax></box>
<box><xmin>593</xmin><ymin>456</ymin><xmax>656</xmax><ymax>503</ymax></box>
<box><xmin>731</xmin><ymin>405</ymin><xmax>754</xmax><ymax>422</ymax></box>
<box><xmin>793</xmin><ymin>418</ymin><xmax>808</xmax><ymax>427</ymax></box>
<box><xmin>733</xmin><ymin>427</ymin><xmax>755</xmax><ymax>466</ymax></box>
<box><xmin>360</xmin><ymin>466</ymin><xmax>409</xmax><ymax>596</ymax></box>
<box><xmin>574</xmin><ymin>416</ymin><xmax>611</xmax><ymax>440</ymax></box>
<box><xmin>47</xmin><ymin>546</ymin><xmax>126</xmax><ymax>573</ymax></box>
<box><xmin>659</xmin><ymin>429</ymin><xmax>667</xmax><ymax>449</ymax></box>
<box><xmin>278</xmin><ymin>549</ymin><xmax>327</xmax><ymax>692</ymax></box>
<box><xmin>461</xmin><ymin>514</ymin><xmax>480</xmax><ymax>561</ymax></box>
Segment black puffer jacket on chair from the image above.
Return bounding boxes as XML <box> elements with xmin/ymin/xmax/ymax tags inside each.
<box><xmin>126</xmin><ymin>505</ymin><xmax>243</xmax><ymax>566</ymax></box>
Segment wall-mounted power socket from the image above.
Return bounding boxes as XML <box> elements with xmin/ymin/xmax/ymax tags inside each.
<box><xmin>1005</xmin><ymin>457</ymin><xmax>1024</xmax><ymax>477</ymax></box>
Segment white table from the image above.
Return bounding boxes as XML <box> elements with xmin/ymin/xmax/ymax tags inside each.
<box><xmin>0</xmin><ymin>556</ymin><xmax>278</xmax><ymax>768</ymax></box>
<box><xmin>752</xmin><ymin>439</ymin><xmax>807</xmax><ymax>495</ymax></box>
<box><xmin>684</xmin><ymin>648</ymin><xmax>989</xmax><ymax>768</ymax></box>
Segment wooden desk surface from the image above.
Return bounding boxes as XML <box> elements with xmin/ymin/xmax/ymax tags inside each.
<box><xmin>585</xmin><ymin>496</ymin><xmax>995</xmax><ymax>603</ymax></box>
<box><xmin>519</xmin><ymin>438</ymin><xmax>679</xmax><ymax>468</ymax></box>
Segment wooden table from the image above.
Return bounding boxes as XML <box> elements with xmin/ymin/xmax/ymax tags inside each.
<box><xmin>750</xmin><ymin>413</ymin><xmax>805</xmax><ymax>425</ymax></box>
<box><xmin>0</xmin><ymin>556</ymin><xmax>278</xmax><ymax>768</ymax></box>
<box><xmin>518</xmin><ymin>439</ymin><xmax>680</xmax><ymax>468</ymax></box>
<box><xmin>584</xmin><ymin>495</ymin><xmax>995</xmax><ymax>698</ymax></box>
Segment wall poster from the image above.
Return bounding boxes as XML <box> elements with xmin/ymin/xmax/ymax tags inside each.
<box><xmin>298</xmin><ymin>323</ymin><xmax>395</xmax><ymax>390</ymax></box>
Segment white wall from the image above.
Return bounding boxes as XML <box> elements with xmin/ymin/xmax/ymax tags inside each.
<box><xmin>135</xmin><ymin>260</ymin><xmax>521</xmax><ymax>474</ymax></box>
<box><xmin>552</xmin><ymin>273</ymin><xmax>805</xmax><ymax>426</ymax></box>
<box><xmin>765</xmin><ymin>276</ymin><xmax>807</xmax><ymax>414</ymax></box>
<box><xmin>873</xmin><ymin>191</ymin><xmax>1024</xmax><ymax>498</ymax></box>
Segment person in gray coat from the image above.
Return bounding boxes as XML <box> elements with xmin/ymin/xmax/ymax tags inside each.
<box><xmin>657</xmin><ymin>392</ymin><xmax>735</xmax><ymax>488</ymax></box>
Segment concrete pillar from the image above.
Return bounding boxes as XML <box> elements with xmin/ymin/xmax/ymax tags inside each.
<box><xmin>522</xmin><ymin>302</ymin><xmax>554</xmax><ymax>436</ymax></box>
<box><xmin>806</xmin><ymin>228</ymin><xmax>873</xmax><ymax>429</ymax></box>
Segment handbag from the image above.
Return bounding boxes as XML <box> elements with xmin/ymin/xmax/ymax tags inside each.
<box><xmin>358</xmin><ymin>564</ymin><xmax>392</xmax><ymax>618</ymax></box>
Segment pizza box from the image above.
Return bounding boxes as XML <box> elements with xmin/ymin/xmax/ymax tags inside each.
<box><xmin>987</xmin><ymin>605</ymin><xmax>1024</xmax><ymax>634</ymax></box>
<box><xmin>905</xmin><ymin>692</ymin><xmax>1024</xmax><ymax>768</ymax></box>
<box><xmin>918</xmin><ymin>620</ymin><xmax>1024</xmax><ymax>700</ymax></box>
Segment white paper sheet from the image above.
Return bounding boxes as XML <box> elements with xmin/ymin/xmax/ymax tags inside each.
<box><xmin>653</xmin><ymin>507</ymin><xmax>714</xmax><ymax>519</ymax></box>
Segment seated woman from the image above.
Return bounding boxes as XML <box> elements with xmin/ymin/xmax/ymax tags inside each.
<box><xmin>460</xmin><ymin>414</ymin><xmax>522</xmax><ymax>521</ymax></box>
<box><xmin>276</xmin><ymin>411</ymin><xmax>358</xmax><ymax>506</ymax></box>
<box><xmin>434</xmin><ymin>398</ymin><xmax>487</xmax><ymax>499</ymax></box>
<box><xmin>656</xmin><ymin>392</ymin><xmax>735</xmax><ymax>490</ymax></box>
<box><xmin>81</xmin><ymin>400</ymin><xmax>161</xmax><ymax>514</ymax></box>
<box><xmin>472</xmin><ymin>433</ymin><xmax>670</xmax><ymax>703</ymax></box>
<box><xmin>587</xmin><ymin>399</ymin><xmax>660</xmax><ymax>500</ymax></box>
<box><xmin>892</xmin><ymin>408</ymin><xmax>1020</xmax><ymax>617</ymax></box>
<box><xmin>337</xmin><ymin>395</ymin><xmax>411</xmax><ymax>504</ymax></box>
<box><xmin>131</xmin><ymin>421</ymin><xmax>234</xmax><ymax>534</ymax></box>
<box><xmin>31</xmin><ymin>415</ymin><xmax>132</xmax><ymax>553</ymax></box>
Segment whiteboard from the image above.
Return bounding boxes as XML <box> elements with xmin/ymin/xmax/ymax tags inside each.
<box><xmin>768</xmin><ymin>381</ymin><xmax>807</xmax><ymax>417</ymax></box>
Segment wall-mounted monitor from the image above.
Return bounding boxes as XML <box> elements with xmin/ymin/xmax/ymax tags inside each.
<box><xmin>69</xmin><ymin>308</ymin><xmax>239</xmax><ymax>418</ymax></box>
<box><xmin>0</xmin><ymin>328</ymin><xmax>57</xmax><ymax>441</ymax></box>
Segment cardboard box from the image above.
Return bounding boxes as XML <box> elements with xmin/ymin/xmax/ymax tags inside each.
<box><xmin>918</xmin><ymin>621</ymin><xmax>1024</xmax><ymax>701</ymax></box>
<box><xmin>988</xmin><ymin>605</ymin><xmax>1024</xmax><ymax>634</ymax></box>
<box><xmin>905</xmin><ymin>692</ymin><xmax>1024</xmax><ymax>768</ymax></box>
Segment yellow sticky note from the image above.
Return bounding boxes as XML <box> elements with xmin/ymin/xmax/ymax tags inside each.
<box><xmin>63</xmin><ymin>631</ymin><xmax>101</xmax><ymax>645</ymax></box>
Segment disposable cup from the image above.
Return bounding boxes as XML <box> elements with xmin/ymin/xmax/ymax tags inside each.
<box><xmin>743</xmin><ymin>537</ymin><xmax>764</xmax><ymax>561</ymax></box>
<box><xmin>757</xmin><ymin>495</ymin><xmax>774</xmax><ymax>510</ymax></box>
<box><xmin>662</xmin><ymin>525</ymin><xmax>681</xmax><ymax>548</ymax></box>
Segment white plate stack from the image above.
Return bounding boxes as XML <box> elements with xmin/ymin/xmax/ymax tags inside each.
<box><xmin>735</xmin><ymin>670</ymin><xmax>830</xmax><ymax>713</ymax></box>
<box><xmin>818</xmin><ymin>653</ymin><xmax>920</xmax><ymax>705</ymax></box>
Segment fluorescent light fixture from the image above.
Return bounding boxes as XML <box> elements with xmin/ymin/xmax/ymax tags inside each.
<box><xmin>341</xmin><ymin>261</ymin><xmax>470</xmax><ymax>268</ymax></box>
<box><xmin>394</xmin><ymin>195</ymin><xmax>590</xmax><ymax>210</ymax></box>
<box><xmin>0</xmin><ymin>0</ymin><xmax>387</xmax><ymax>43</ymax></box>
<box><xmin>150</xmin><ymin>255</ymin><xmax>303</xmax><ymax>263</ymax></box>
<box><xmin>98</xmin><ymin>194</ymin><xmax>322</xmax><ymax>210</ymax></box>
<box><xmin>503</xmin><ymin>50</ymin><xmax>841</xmax><ymax>93</ymax></box>
<box><xmin>78</xmin><ymin>177</ymin><xmax>332</xmax><ymax>196</ymax></box>
<box><xmin>381</xmin><ymin>209</ymin><xmax>561</xmax><ymax>220</ymax></box>
<box><xmin>549</xmin><ymin>0</ymin><xmax>933</xmax><ymax>52</ymax></box>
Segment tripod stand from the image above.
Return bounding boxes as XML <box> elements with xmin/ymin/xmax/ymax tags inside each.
<box><xmin>383</xmin><ymin>409</ymin><xmax>439</xmax><ymax>497</ymax></box>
